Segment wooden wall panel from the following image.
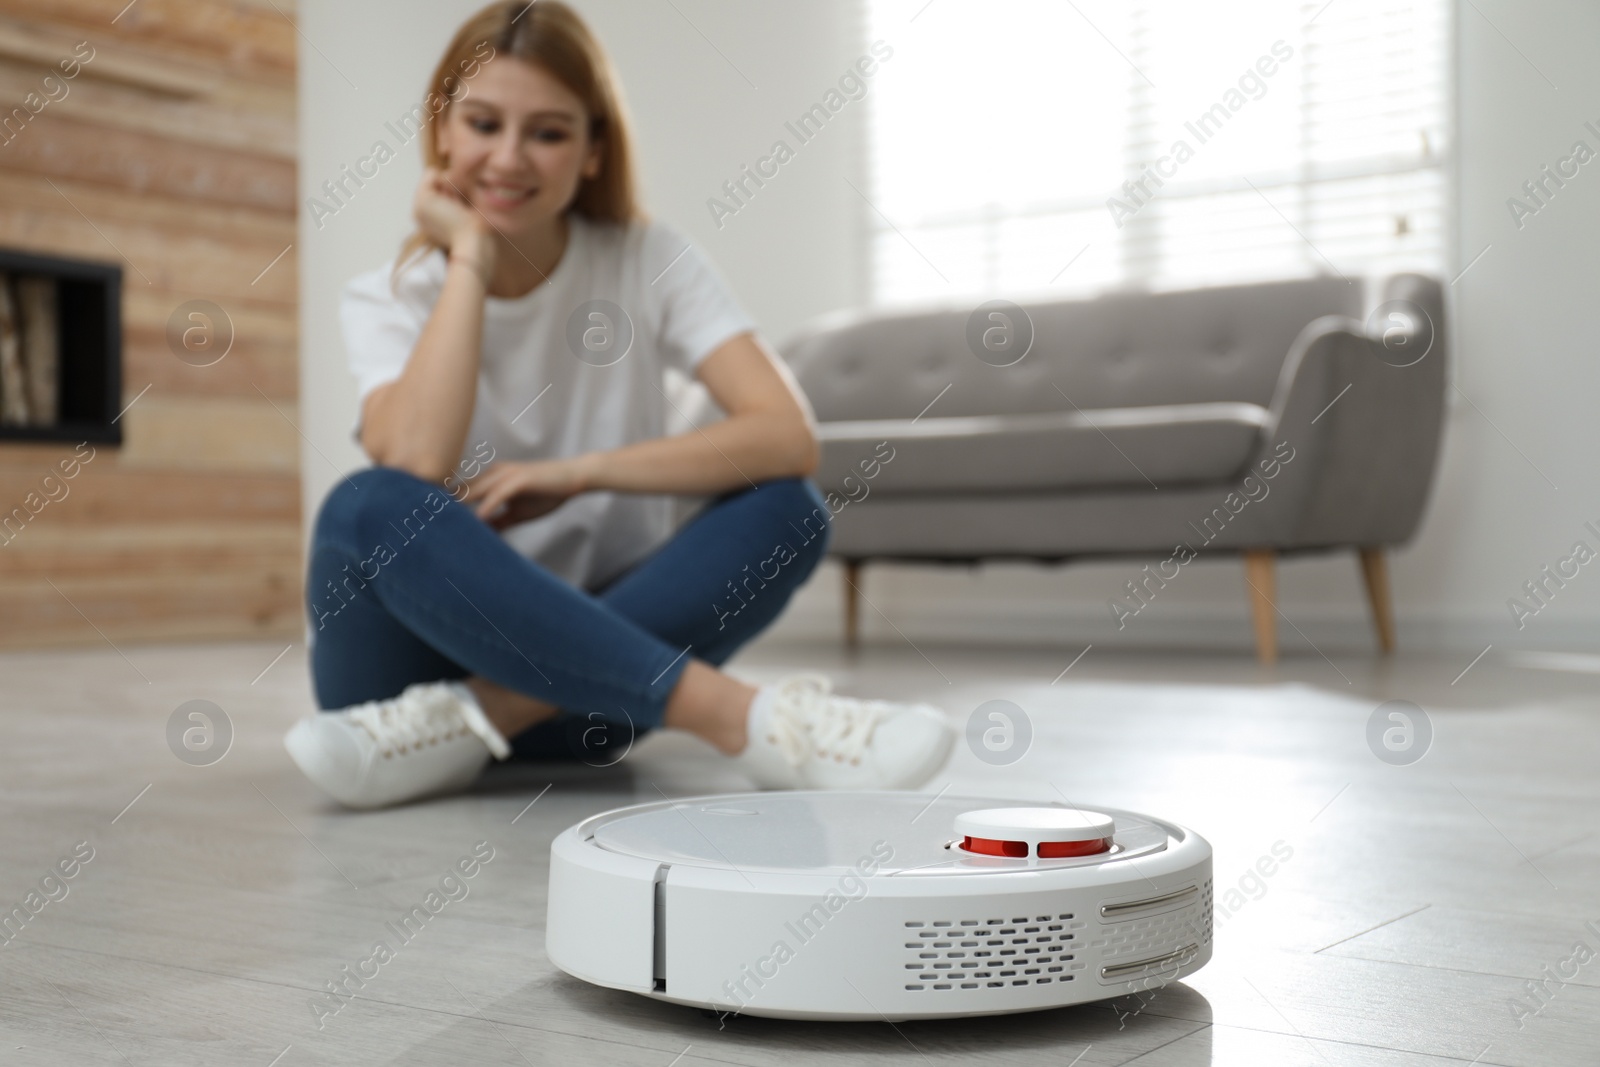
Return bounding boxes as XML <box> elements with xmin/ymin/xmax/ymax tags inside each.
<box><xmin>0</xmin><ymin>1</ymin><xmax>296</xmax><ymax>82</ymax></box>
<box><xmin>0</xmin><ymin>523</ymin><xmax>300</xmax><ymax>580</ymax></box>
<box><xmin>0</xmin><ymin>457</ymin><xmax>300</xmax><ymax>525</ymax></box>
<box><xmin>0</xmin><ymin>574</ymin><xmax>301</xmax><ymax>648</ymax></box>
<box><xmin>119</xmin><ymin>397</ymin><xmax>300</xmax><ymax>473</ymax></box>
<box><xmin>0</xmin><ymin>113</ymin><xmax>296</xmax><ymax>213</ymax></box>
<box><xmin>0</xmin><ymin>64</ymin><xmax>295</xmax><ymax>158</ymax></box>
<box><xmin>0</xmin><ymin>2</ymin><xmax>302</xmax><ymax>648</ymax></box>
<box><xmin>124</xmin><ymin>289</ymin><xmax>297</xmax><ymax>400</ymax></box>
<box><xmin>0</xmin><ymin>171</ymin><xmax>296</xmax><ymax>306</ymax></box>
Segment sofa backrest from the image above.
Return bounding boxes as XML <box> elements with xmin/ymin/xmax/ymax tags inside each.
<box><xmin>786</xmin><ymin>275</ymin><xmax>1364</xmax><ymax>422</ymax></box>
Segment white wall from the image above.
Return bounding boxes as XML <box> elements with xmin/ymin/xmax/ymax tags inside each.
<box><xmin>300</xmin><ymin>1</ymin><xmax>1600</xmax><ymax>657</ymax></box>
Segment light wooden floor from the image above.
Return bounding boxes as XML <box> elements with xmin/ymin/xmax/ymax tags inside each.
<box><xmin>2</xmin><ymin>635</ymin><xmax>1597</xmax><ymax>1066</ymax></box>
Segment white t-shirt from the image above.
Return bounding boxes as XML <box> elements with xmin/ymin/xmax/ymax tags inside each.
<box><xmin>341</xmin><ymin>211</ymin><xmax>756</xmax><ymax>591</ymax></box>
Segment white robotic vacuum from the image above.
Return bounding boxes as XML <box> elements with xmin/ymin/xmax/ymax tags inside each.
<box><xmin>546</xmin><ymin>791</ymin><xmax>1212</xmax><ymax>1021</ymax></box>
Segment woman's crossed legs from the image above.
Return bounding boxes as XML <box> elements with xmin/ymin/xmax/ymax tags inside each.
<box><xmin>305</xmin><ymin>466</ymin><xmax>832</xmax><ymax>760</ymax></box>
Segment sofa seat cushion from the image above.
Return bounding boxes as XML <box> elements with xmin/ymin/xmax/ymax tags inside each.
<box><xmin>816</xmin><ymin>402</ymin><xmax>1269</xmax><ymax>495</ymax></box>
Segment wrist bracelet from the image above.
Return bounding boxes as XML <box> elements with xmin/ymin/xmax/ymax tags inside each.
<box><xmin>448</xmin><ymin>251</ymin><xmax>491</xmax><ymax>287</ymax></box>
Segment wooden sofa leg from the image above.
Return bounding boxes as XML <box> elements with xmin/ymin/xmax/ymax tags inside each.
<box><xmin>1358</xmin><ymin>547</ymin><xmax>1396</xmax><ymax>655</ymax></box>
<box><xmin>1242</xmin><ymin>549</ymin><xmax>1278</xmax><ymax>665</ymax></box>
<box><xmin>842</xmin><ymin>560</ymin><xmax>862</xmax><ymax>649</ymax></box>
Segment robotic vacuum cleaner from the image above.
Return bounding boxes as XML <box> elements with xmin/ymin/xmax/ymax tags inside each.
<box><xmin>547</xmin><ymin>791</ymin><xmax>1212</xmax><ymax>1021</ymax></box>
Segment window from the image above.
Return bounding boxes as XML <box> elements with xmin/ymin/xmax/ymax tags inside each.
<box><xmin>863</xmin><ymin>0</ymin><xmax>1451</xmax><ymax>306</ymax></box>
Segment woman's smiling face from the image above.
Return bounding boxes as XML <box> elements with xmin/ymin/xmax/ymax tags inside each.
<box><xmin>435</xmin><ymin>57</ymin><xmax>601</xmax><ymax>234</ymax></box>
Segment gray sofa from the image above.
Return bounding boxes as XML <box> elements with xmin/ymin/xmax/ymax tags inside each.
<box><xmin>783</xmin><ymin>274</ymin><xmax>1447</xmax><ymax>662</ymax></box>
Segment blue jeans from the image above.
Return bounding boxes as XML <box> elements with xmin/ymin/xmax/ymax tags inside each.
<box><xmin>306</xmin><ymin>467</ymin><xmax>831</xmax><ymax>761</ymax></box>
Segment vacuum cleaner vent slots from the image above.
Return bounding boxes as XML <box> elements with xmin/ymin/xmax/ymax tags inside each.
<box><xmin>547</xmin><ymin>791</ymin><xmax>1212</xmax><ymax>1021</ymax></box>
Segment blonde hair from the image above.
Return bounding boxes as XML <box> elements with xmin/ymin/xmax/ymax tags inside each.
<box><xmin>396</xmin><ymin>0</ymin><xmax>645</xmax><ymax>274</ymax></box>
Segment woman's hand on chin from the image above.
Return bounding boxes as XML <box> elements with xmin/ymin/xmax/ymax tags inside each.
<box><xmin>414</xmin><ymin>168</ymin><xmax>494</xmax><ymax>268</ymax></box>
<box><xmin>469</xmin><ymin>457</ymin><xmax>600</xmax><ymax>531</ymax></box>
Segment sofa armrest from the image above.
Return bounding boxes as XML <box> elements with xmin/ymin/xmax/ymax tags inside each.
<box><xmin>1255</xmin><ymin>274</ymin><xmax>1447</xmax><ymax>549</ymax></box>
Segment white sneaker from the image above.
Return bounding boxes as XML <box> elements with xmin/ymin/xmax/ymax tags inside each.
<box><xmin>284</xmin><ymin>681</ymin><xmax>512</xmax><ymax>810</ymax></box>
<box><xmin>733</xmin><ymin>673</ymin><xmax>954</xmax><ymax>790</ymax></box>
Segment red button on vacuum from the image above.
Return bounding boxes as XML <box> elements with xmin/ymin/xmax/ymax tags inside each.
<box><xmin>960</xmin><ymin>836</ymin><xmax>1030</xmax><ymax>857</ymax></box>
<box><xmin>1037</xmin><ymin>837</ymin><xmax>1112</xmax><ymax>858</ymax></box>
<box><xmin>954</xmin><ymin>807</ymin><xmax>1116</xmax><ymax>859</ymax></box>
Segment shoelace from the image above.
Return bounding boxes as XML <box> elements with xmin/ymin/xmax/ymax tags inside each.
<box><xmin>349</xmin><ymin>685</ymin><xmax>510</xmax><ymax>759</ymax></box>
<box><xmin>767</xmin><ymin>673</ymin><xmax>889</xmax><ymax>768</ymax></box>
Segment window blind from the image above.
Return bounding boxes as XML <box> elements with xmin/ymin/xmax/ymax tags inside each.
<box><xmin>863</xmin><ymin>0</ymin><xmax>1450</xmax><ymax>306</ymax></box>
